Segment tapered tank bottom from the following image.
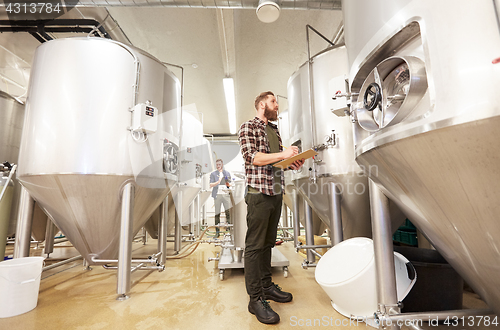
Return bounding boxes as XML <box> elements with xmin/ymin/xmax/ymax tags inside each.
<box><xmin>18</xmin><ymin>174</ymin><xmax>170</xmax><ymax>263</ymax></box>
<box><xmin>356</xmin><ymin>115</ymin><xmax>500</xmax><ymax>315</ymax></box>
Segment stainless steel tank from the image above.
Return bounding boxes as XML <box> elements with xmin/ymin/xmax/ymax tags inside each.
<box><xmin>343</xmin><ymin>0</ymin><xmax>500</xmax><ymax>314</ymax></box>
<box><xmin>172</xmin><ymin>110</ymin><xmax>204</xmax><ymax>226</ymax></box>
<box><xmin>17</xmin><ymin>38</ymin><xmax>181</xmax><ymax>263</ymax></box>
<box><xmin>146</xmin><ymin>135</ymin><xmax>213</xmax><ymax>239</ymax></box>
<box><xmin>0</xmin><ymin>92</ymin><xmax>24</xmax><ymax>236</ymax></box>
<box><xmin>287</xmin><ymin>45</ymin><xmax>374</xmax><ymax>239</ymax></box>
<box><xmin>279</xmin><ymin>109</ymin><xmax>325</xmax><ymax>235</ymax></box>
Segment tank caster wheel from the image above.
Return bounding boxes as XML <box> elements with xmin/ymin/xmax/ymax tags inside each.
<box><xmin>219</xmin><ymin>269</ymin><xmax>225</xmax><ymax>281</ymax></box>
<box><xmin>283</xmin><ymin>266</ymin><xmax>288</xmax><ymax>278</ymax></box>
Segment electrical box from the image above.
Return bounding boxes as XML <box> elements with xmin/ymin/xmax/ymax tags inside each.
<box><xmin>328</xmin><ymin>75</ymin><xmax>349</xmax><ymax>113</ymax></box>
<box><xmin>131</xmin><ymin>103</ymin><xmax>158</xmax><ymax>134</ymax></box>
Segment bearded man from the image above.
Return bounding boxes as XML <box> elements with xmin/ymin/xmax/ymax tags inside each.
<box><xmin>238</xmin><ymin>91</ymin><xmax>305</xmax><ymax>324</ymax></box>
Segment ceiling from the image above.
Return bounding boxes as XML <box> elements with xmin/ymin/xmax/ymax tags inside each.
<box><xmin>0</xmin><ymin>4</ymin><xmax>343</xmax><ymax>137</ymax></box>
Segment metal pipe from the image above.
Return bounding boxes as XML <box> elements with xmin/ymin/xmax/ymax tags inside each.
<box><xmin>297</xmin><ymin>244</ymin><xmax>332</xmax><ymax>250</ymax></box>
<box><xmin>292</xmin><ymin>189</ymin><xmax>300</xmax><ymax>248</ymax></box>
<box><xmin>329</xmin><ymin>182</ymin><xmax>343</xmax><ymax>245</ymax></box>
<box><xmin>0</xmin><ymin>0</ymin><xmax>343</xmax><ymax>10</ymax></box>
<box><xmin>305</xmin><ymin>25</ymin><xmax>336</xmax><ymax>151</ymax></box>
<box><xmin>14</xmin><ymin>186</ymin><xmax>35</xmax><ymax>258</ymax></box>
<box><xmin>116</xmin><ymin>182</ymin><xmax>135</xmax><ymax>301</ymax></box>
<box><xmin>43</xmin><ymin>220</ymin><xmax>56</xmax><ymax>257</ymax></box>
<box><xmin>331</xmin><ymin>22</ymin><xmax>344</xmax><ymax>45</ymax></box>
<box><xmin>174</xmin><ymin>189</ymin><xmax>182</xmax><ymax>253</ymax></box>
<box><xmin>310</xmin><ymin>249</ymin><xmax>323</xmax><ymax>259</ymax></box>
<box><xmin>195</xmin><ymin>194</ymin><xmax>200</xmax><ymax>237</ymax></box>
<box><xmin>210</xmin><ymin>223</ymin><xmax>234</xmax><ymax>228</ymax></box>
<box><xmin>158</xmin><ymin>199</ymin><xmax>168</xmax><ymax>266</ymax></box>
<box><xmin>0</xmin><ymin>164</ymin><xmax>16</xmax><ymax>203</ymax></box>
<box><xmin>281</xmin><ymin>229</ymin><xmax>294</xmax><ymax>238</ymax></box>
<box><xmin>202</xmin><ymin>202</ymin><xmax>207</xmax><ymax>226</ymax></box>
<box><xmin>92</xmin><ymin>257</ymin><xmax>157</xmax><ymax>264</ymax></box>
<box><xmin>189</xmin><ymin>199</ymin><xmax>195</xmax><ymax>236</ymax></box>
<box><xmin>167</xmin><ymin>232</ymin><xmax>205</xmax><ymax>237</ymax></box>
<box><xmin>303</xmin><ymin>198</ymin><xmax>315</xmax><ymax>263</ymax></box>
<box><xmin>281</xmin><ymin>203</ymin><xmax>289</xmax><ymax>238</ymax></box>
<box><xmin>103</xmin><ymin>264</ymin><xmax>163</xmax><ymax>271</ymax></box>
<box><xmin>369</xmin><ymin>179</ymin><xmax>400</xmax><ymax>326</ymax></box>
<box><xmin>306</xmin><ymin>25</ymin><xmax>318</xmax><ymax>152</ymax></box>
<box><xmin>42</xmin><ymin>255</ymin><xmax>83</xmax><ymax>272</ymax></box>
<box><xmin>131</xmin><ymin>263</ymin><xmax>145</xmax><ymax>273</ymax></box>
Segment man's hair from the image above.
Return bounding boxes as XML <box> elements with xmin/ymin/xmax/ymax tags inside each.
<box><xmin>216</xmin><ymin>159</ymin><xmax>223</xmax><ymax>164</ymax></box>
<box><xmin>254</xmin><ymin>91</ymin><xmax>274</xmax><ymax>110</ymax></box>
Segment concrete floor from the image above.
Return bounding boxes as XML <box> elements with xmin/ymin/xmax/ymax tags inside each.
<box><xmin>0</xmin><ymin>236</ymin><xmax>494</xmax><ymax>330</ymax></box>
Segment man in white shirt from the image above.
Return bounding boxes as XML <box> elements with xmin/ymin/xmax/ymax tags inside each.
<box><xmin>209</xmin><ymin>159</ymin><xmax>232</xmax><ymax>237</ymax></box>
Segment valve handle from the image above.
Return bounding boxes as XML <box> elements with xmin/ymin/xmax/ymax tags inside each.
<box><xmin>363</xmin><ymin>82</ymin><xmax>382</xmax><ymax>111</ymax></box>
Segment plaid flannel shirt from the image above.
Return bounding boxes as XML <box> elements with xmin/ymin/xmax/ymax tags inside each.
<box><xmin>238</xmin><ymin>117</ymin><xmax>284</xmax><ymax>196</ymax></box>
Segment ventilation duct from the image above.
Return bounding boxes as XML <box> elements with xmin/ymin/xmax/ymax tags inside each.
<box><xmin>0</xmin><ymin>0</ymin><xmax>341</xmax><ymax>10</ymax></box>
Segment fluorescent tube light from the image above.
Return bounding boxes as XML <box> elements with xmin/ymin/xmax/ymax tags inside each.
<box><xmin>223</xmin><ymin>78</ymin><xmax>237</xmax><ymax>134</ymax></box>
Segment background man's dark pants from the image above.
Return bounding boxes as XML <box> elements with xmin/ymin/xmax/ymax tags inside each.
<box><xmin>214</xmin><ymin>194</ymin><xmax>231</xmax><ymax>237</ymax></box>
<box><xmin>244</xmin><ymin>192</ymin><xmax>283</xmax><ymax>302</ymax></box>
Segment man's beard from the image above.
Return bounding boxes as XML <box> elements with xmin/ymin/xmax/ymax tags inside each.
<box><xmin>264</xmin><ymin>104</ymin><xmax>278</xmax><ymax>121</ymax></box>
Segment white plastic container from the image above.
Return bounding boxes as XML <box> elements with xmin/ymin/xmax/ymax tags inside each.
<box><xmin>315</xmin><ymin>238</ymin><xmax>415</xmax><ymax>319</ymax></box>
<box><xmin>0</xmin><ymin>257</ymin><xmax>44</xmax><ymax>318</ymax></box>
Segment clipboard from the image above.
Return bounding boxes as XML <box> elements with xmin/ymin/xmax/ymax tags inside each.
<box><xmin>273</xmin><ymin>148</ymin><xmax>317</xmax><ymax>168</ymax></box>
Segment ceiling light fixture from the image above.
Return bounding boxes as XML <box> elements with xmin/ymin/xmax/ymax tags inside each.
<box><xmin>256</xmin><ymin>0</ymin><xmax>280</xmax><ymax>23</ymax></box>
<box><xmin>223</xmin><ymin>78</ymin><xmax>237</xmax><ymax>134</ymax></box>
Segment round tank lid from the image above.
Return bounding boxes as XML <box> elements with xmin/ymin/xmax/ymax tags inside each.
<box><xmin>315</xmin><ymin>237</ymin><xmax>374</xmax><ymax>285</ymax></box>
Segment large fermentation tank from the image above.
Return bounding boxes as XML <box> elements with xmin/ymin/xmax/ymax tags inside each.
<box><xmin>288</xmin><ymin>45</ymin><xmax>373</xmax><ymax>239</ymax></box>
<box><xmin>17</xmin><ymin>38</ymin><xmax>181</xmax><ymax>263</ymax></box>
<box><xmin>0</xmin><ymin>93</ymin><xmax>51</xmax><ymax>245</ymax></box>
<box><xmin>343</xmin><ymin>0</ymin><xmax>500</xmax><ymax>314</ymax></box>
<box><xmin>172</xmin><ymin>110</ymin><xmax>204</xmax><ymax>225</ymax></box>
<box><xmin>146</xmin><ymin>136</ymin><xmax>213</xmax><ymax>238</ymax></box>
<box><xmin>0</xmin><ymin>92</ymin><xmax>24</xmax><ymax>237</ymax></box>
<box><xmin>279</xmin><ymin>110</ymin><xmax>324</xmax><ymax>235</ymax></box>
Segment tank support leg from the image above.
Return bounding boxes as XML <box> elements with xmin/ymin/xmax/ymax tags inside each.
<box><xmin>292</xmin><ymin>189</ymin><xmax>300</xmax><ymax>249</ymax></box>
<box><xmin>303</xmin><ymin>199</ymin><xmax>315</xmax><ymax>264</ymax></box>
<box><xmin>369</xmin><ymin>179</ymin><xmax>400</xmax><ymax>329</ymax></box>
<box><xmin>14</xmin><ymin>186</ymin><xmax>35</xmax><ymax>258</ymax></box>
<box><xmin>194</xmin><ymin>195</ymin><xmax>200</xmax><ymax>238</ymax></box>
<box><xmin>329</xmin><ymin>183</ymin><xmax>343</xmax><ymax>246</ymax></box>
<box><xmin>43</xmin><ymin>219</ymin><xmax>57</xmax><ymax>257</ymax></box>
<box><xmin>174</xmin><ymin>190</ymin><xmax>182</xmax><ymax>254</ymax></box>
<box><xmin>116</xmin><ymin>182</ymin><xmax>135</xmax><ymax>301</ymax></box>
<box><xmin>281</xmin><ymin>203</ymin><xmax>289</xmax><ymax>238</ymax></box>
<box><xmin>158</xmin><ymin>199</ymin><xmax>168</xmax><ymax>267</ymax></box>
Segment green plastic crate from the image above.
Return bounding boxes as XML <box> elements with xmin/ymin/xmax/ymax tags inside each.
<box><xmin>393</xmin><ymin>229</ymin><xmax>418</xmax><ymax>246</ymax></box>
